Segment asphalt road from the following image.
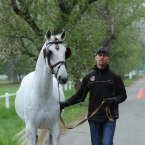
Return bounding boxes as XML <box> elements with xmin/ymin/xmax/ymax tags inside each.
<box><xmin>60</xmin><ymin>75</ymin><xmax>145</xmax><ymax>145</ymax></box>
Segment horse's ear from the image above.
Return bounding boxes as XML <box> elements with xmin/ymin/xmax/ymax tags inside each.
<box><xmin>46</xmin><ymin>30</ymin><xmax>52</xmax><ymax>40</ymax></box>
<box><xmin>65</xmin><ymin>47</ymin><xmax>71</xmax><ymax>59</ymax></box>
<box><xmin>60</xmin><ymin>31</ymin><xmax>66</xmax><ymax>41</ymax></box>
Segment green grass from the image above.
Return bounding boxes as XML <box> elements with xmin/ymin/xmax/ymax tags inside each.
<box><xmin>0</xmin><ymin>75</ymin><xmax>140</xmax><ymax>144</ymax></box>
<box><xmin>0</xmin><ymin>81</ymin><xmax>24</xmax><ymax>144</ymax></box>
<box><xmin>0</xmin><ymin>105</ymin><xmax>24</xmax><ymax>145</ymax></box>
<box><xmin>123</xmin><ymin>75</ymin><xmax>140</xmax><ymax>87</ymax></box>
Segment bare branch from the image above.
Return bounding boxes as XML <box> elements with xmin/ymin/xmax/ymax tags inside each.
<box><xmin>103</xmin><ymin>34</ymin><xmax>117</xmax><ymax>47</ymax></box>
<box><xmin>88</xmin><ymin>0</ymin><xmax>98</xmax><ymax>4</ymax></box>
<box><xmin>10</xmin><ymin>0</ymin><xmax>43</xmax><ymax>38</ymax></box>
<box><xmin>19</xmin><ymin>37</ymin><xmax>37</xmax><ymax>58</ymax></box>
<box><xmin>57</xmin><ymin>0</ymin><xmax>78</xmax><ymax>15</ymax></box>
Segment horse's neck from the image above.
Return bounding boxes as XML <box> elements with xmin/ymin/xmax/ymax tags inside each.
<box><xmin>34</xmin><ymin>50</ymin><xmax>53</xmax><ymax>95</ymax></box>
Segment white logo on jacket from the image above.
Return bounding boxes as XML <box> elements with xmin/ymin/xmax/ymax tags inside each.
<box><xmin>90</xmin><ymin>76</ymin><xmax>95</xmax><ymax>81</ymax></box>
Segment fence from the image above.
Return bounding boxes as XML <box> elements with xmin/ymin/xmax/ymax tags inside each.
<box><xmin>0</xmin><ymin>92</ymin><xmax>16</xmax><ymax>108</ymax></box>
<box><xmin>0</xmin><ymin>75</ymin><xmax>8</xmax><ymax>80</ymax></box>
<box><xmin>124</xmin><ymin>70</ymin><xmax>145</xmax><ymax>79</ymax></box>
<box><xmin>136</xmin><ymin>70</ymin><xmax>145</xmax><ymax>75</ymax></box>
<box><xmin>0</xmin><ymin>81</ymin><xmax>74</xmax><ymax>109</ymax></box>
<box><xmin>62</xmin><ymin>80</ymin><xmax>74</xmax><ymax>90</ymax></box>
<box><xmin>124</xmin><ymin>70</ymin><xmax>136</xmax><ymax>79</ymax></box>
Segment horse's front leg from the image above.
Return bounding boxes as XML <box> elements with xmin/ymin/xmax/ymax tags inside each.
<box><xmin>50</xmin><ymin>122</ymin><xmax>60</xmax><ymax>145</ymax></box>
<box><xmin>26</xmin><ymin>123</ymin><xmax>37</xmax><ymax>145</ymax></box>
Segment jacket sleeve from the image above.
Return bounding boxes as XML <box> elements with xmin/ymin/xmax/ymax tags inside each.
<box><xmin>67</xmin><ymin>76</ymin><xmax>89</xmax><ymax>105</ymax></box>
<box><xmin>113</xmin><ymin>75</ymin><xmax>127</xmax><ymax>104</ymax></box>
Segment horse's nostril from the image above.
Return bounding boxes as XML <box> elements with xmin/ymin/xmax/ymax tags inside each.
<box><xmin>58</xmin><ymin>76</ymin><xmax>61</xmax><ymax>82</ymax></box>
<box><xmin>63</xmin><ymin>77</ymin><xmax>68</xmax><ymax>84</ymax></box>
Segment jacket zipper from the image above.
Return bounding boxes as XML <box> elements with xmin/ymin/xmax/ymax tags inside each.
<box><xmin>99</xmin><ymin>70</ymin><xmax>101</xmax><ymax>78</ymax></box>
<box><xmin>99</xmin><ymin>70</ymin><xmax>103</xmax><ymax>121</ymax></box>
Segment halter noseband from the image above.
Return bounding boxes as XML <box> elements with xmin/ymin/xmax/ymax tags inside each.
<box><xmin>43</xmin><ymin>40</ymin><xmax>66</xmax><ymax>77</ymax></box>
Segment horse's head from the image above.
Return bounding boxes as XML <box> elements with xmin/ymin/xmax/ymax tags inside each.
<box><xmin>43</xmin><ymin>30</ymin><xmax>71</xmax><ymax>84</ymax></box>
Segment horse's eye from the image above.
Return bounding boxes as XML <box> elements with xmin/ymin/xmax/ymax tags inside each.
<box><xmin>49</xmin><ymin>50</ymin><xmax>52</xmax><ymax>54</ymax></box>
<box><xmin>47</xmin><ymin>50</ymin><xmax>52</xmax><ymax>57</ymax></box>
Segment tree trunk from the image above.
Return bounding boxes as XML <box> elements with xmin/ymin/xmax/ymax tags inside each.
<box><xmin>74</xmin><ymin>80</ymin><xmax>82</xmax><ymax>92</ymax></box>
<box><xmin>7</xmin><ymin>61</ymin><xmax>18</xmax><ymax>84</ymax></box>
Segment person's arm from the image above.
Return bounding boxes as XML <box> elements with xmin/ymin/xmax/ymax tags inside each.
<box><xmin>113</xmin><ymin>75</ymin><xmax>127</xmax><ymax>104</ymax></box>
<box><xmin>60</xmin><ymin>76</ymin><xmax>89</xmax><ymax>109</ymax></box>
<box><xmin>102</xmin><ymin>75</ymin><xmax>127</xmax><ymax>106</ymax></box>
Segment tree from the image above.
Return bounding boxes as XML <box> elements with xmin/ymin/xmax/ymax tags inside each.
<box><xmin>0</xmin><ymin>0</ymin><xmax>145</xmax><ymax>86</ymax></box>
<box><xmin>93</xmin><ymin>0</ymin><xmax>145</xmax><ymax>76</ymax></box>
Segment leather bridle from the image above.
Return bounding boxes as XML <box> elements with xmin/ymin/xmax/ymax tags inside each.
<box><xmin>43</xmin><ymin>40</ymin><xmax>66</xmax><ymax>77</ymax></box>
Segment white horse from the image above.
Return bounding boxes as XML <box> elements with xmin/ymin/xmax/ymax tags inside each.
<box><xmin>13</xmin><ymin>30</ymin><xmax>71</xmax><ymax>145</ymax></box>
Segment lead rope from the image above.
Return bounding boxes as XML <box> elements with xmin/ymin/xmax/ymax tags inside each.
<box><xmin>57</xmin><ymin>83</ymin><xmax>114</xmax><ymax>129</ymax></box>
<box><xmin>58</xmin><ymin>82</ymin><xmax>63</xmax><ymax>116</ymax></box>
<box><xmin>58</xmin><ymin>82</ymin><xmax>60</xmax><ymax>103</ymax></box>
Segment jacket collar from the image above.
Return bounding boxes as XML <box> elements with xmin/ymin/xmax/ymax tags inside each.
<box><xmin>93</xmin><ymin>64</ymin><xmax>109</xmax><ymax>74</ymax></box>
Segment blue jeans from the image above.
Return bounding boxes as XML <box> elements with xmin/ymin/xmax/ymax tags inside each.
<box><xmin>88</xmin><ymin>119</ymin><xmax>116</xmax><ymax>145</ymax></box>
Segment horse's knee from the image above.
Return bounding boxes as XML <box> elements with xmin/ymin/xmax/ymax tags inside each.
<box><xmin>26</xmin><ymin>127</ymin><xmax>37</xmax><ymax>144</ymax></box>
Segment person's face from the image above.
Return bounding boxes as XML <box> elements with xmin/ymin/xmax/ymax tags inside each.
<box><xmin>95</xmin><ymin>52</ymin><xmax>109</xmax><ymax>68</ymax></box>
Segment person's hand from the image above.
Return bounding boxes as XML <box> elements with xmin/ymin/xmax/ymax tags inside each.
<box><xmin>60</xmin><ymin>101</ymin><xmax>69</xmax><ymax>109</ymax></box>
<box><xmin>102</xmin><ymin>98</ymin><xmax>115</xmax><ymax>106</ymax></box>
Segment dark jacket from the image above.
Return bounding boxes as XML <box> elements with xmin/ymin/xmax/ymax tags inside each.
<box><xmin>67</xmin><ymin>64</ymin><xmax>127</xmax><ymax>122</ymax></box>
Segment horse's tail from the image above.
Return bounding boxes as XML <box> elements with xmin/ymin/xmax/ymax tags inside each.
<box><xmin>13</xmin><ymin>128</ymin><xmax>48</xmax><ymax>145</ymax></box>
<box><xmin>12</xmin><ymin>128</ymin><xmax>27</xmax><ymax>145</ymax></box>
<box><xmin>37</xmin><ymin>129</ymin><xmax>48</xmax><ymax>145</ymax></box>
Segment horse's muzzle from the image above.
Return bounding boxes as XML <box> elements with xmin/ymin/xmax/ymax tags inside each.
<box><xmin>58</xmin><ymin>75</ymin><xmax>68</xmax><ymax>84</ymax></box>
